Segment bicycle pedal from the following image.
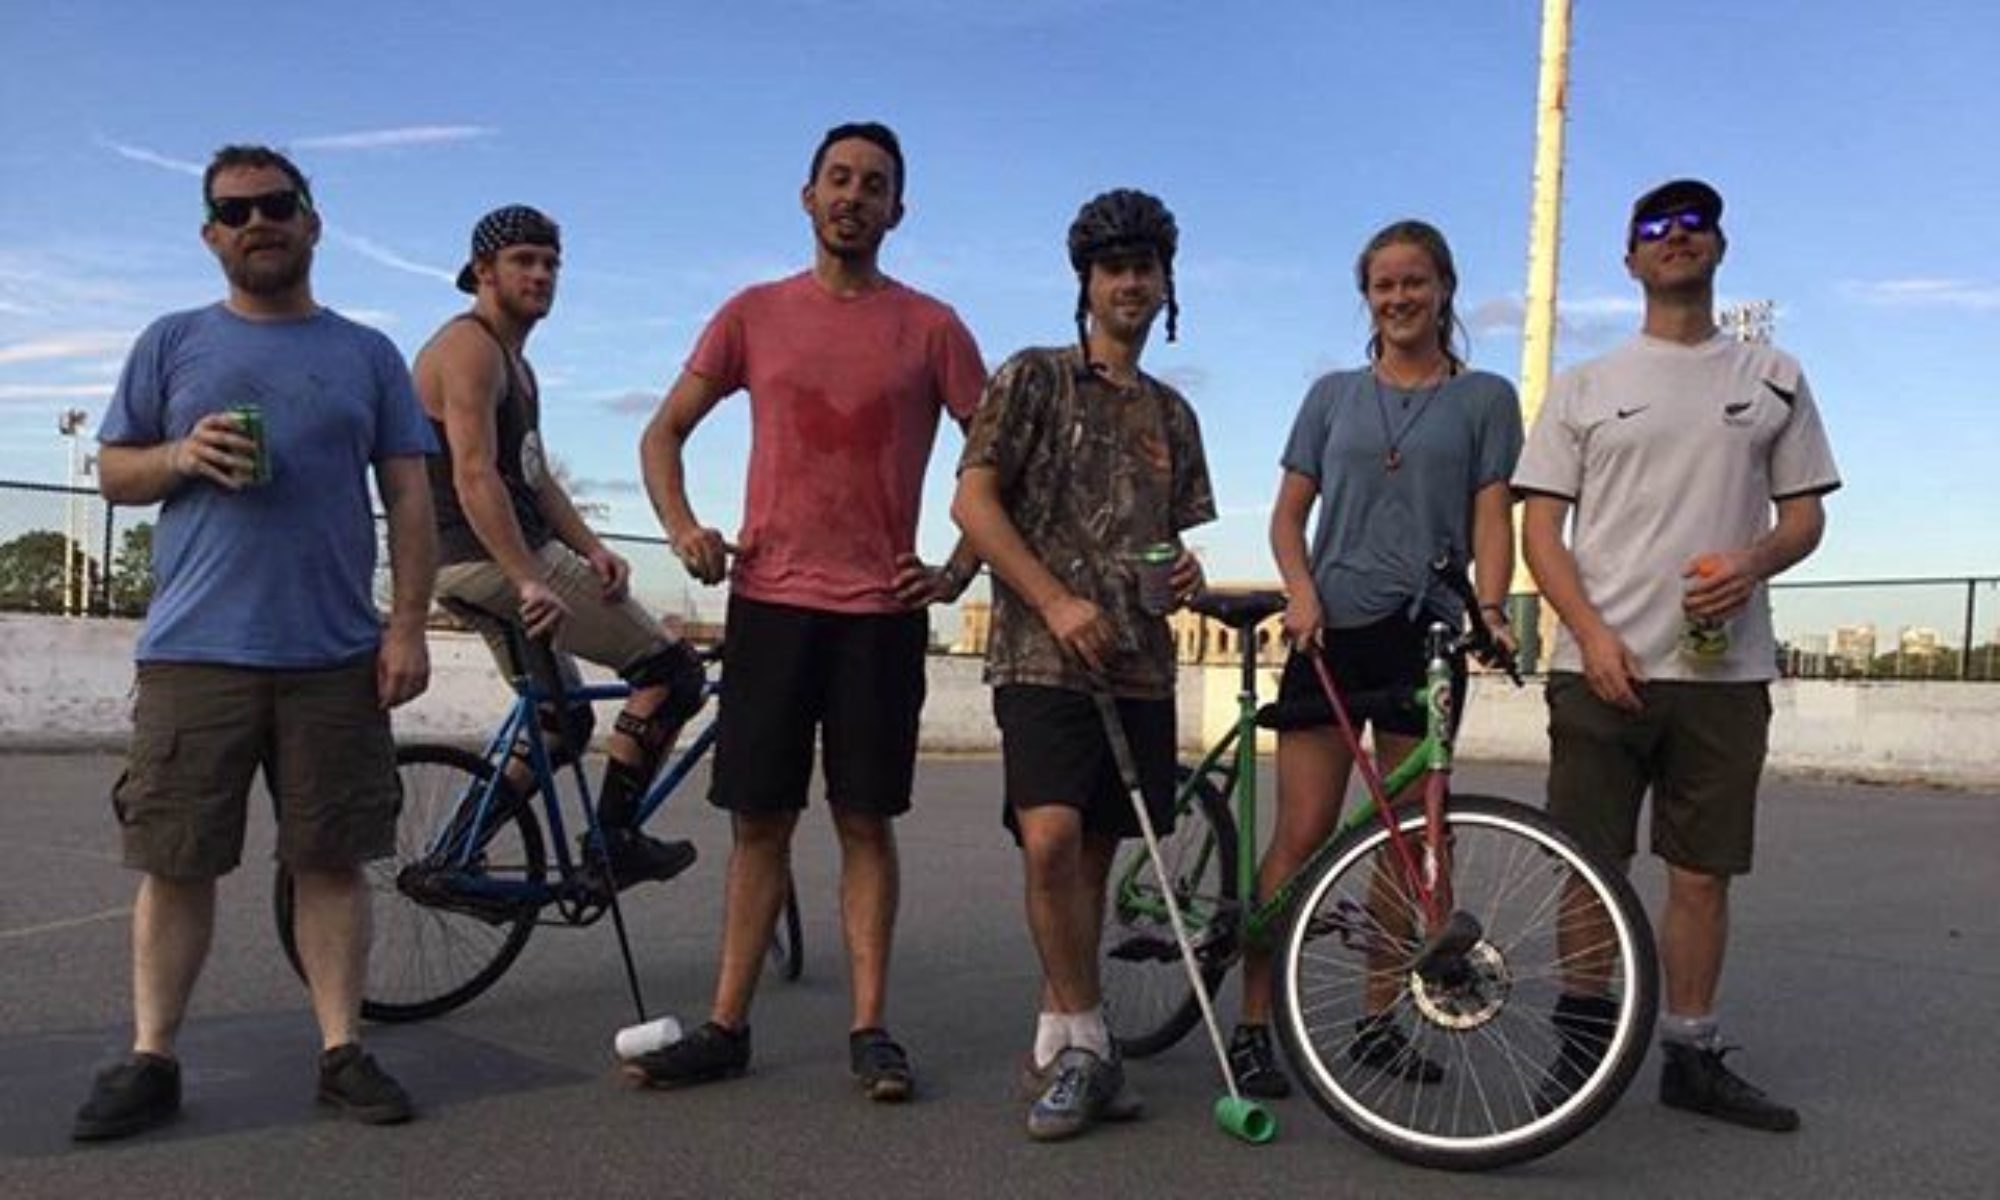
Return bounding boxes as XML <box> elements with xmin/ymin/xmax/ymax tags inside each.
<box><xmin>1107</xmin><ymin>933</ymin><xmax>1179</xmax><ymax>963</ymax></box>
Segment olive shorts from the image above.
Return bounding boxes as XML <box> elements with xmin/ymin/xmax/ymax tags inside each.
<box><xmin>112</xmin><ymin>658</ymin><xmax>399</xmax><ymax>879</ymax></box>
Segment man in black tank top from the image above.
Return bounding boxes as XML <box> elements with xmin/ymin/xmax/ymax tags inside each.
<box><xmin>415</xmin><ymin>206</ymin><xmax>706</xmax><ymax>886</ymax></box>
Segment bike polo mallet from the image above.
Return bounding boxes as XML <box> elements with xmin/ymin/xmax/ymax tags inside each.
<box><xmin>522</xmin><ymin>632</ymin><xmax>674</xmax><ymax>1060</ymax></box>
<box><xmin>1091</xmin><ymin>691</ymin><xmax>1276</xmax><ymax>1145</ymax></box>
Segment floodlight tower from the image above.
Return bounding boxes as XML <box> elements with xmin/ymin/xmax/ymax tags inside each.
<box><xmin>1720</xmin><ymin>299</ymin><xmax>1777</xmax><ymax>344</ymax></box>
<box><xmin>1513</xmin><ymin>0</ymin><xmax>1572</xmax><ymax>668</ymax></box>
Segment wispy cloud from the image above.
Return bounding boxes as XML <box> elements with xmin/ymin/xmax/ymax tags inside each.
<box><xmin>0</xmin><ymin>331</ymin><xmax>135</xmax><ymax>366</ymax></box>
<box><xmin>1840</xmin><ymin>278</ymin><xmax>2000</xmax><ymax>311</ymax></box>
<box><xmin>94</xmin><ymin>135</ymin><xmax>203</xmax><ymax>177</ymax></box>
<box><xmin>1468</xmin><ymin>293</ymin><xmax>1643</xmax><ymax>348</ymax></box>
<box><xmin>327</xmin><ymin>230</ymin><xmax>455</xmax><ymax>285</ymax></box>
<box><xmin>0</xmin><ymin>382</ymin><xmax>113</xmax><ymax>400</ymax></box>
<box><xmin>338</xmin><ymin>308</ymin><xmax>398</xmax><ymax>329</ymax></box>
<box><xmin>570</xmin><ymin>477</ymin><xmax>643</xmax><ymax>497</ymax></box>
<box><xmin>292</xmin><ymin>125</ymin><xmax>498</xmax><ymax>151</ymax></box>
<box><xmin>601</xmin><ymin>389</ymin><xmax>660</xmax><ymax>415</ymax></box>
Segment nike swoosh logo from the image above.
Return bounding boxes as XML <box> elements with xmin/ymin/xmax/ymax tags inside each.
<box><xmin>1616</xmin><ymin>406</ymin><xmax>1649</xmax><ymax>419</ymax></box>
<box><xmin>1763</xmin><ymin>380</ymin><xmax>1797</xmax><ymax>406</ymax></box>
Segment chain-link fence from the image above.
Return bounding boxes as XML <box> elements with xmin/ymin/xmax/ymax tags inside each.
<box><xmin>7</xmin><ymin>480</ymin><xmax>1995</xmax><ymax>681</ymax></box>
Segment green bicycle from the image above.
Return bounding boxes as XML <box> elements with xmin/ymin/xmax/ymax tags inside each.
<box><xmin>1099</xmin><ymin>566</ymin><xmax>1658</xmax><ymax>1170</ymax></box>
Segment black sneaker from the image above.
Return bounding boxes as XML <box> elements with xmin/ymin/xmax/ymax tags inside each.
<box><xmin>317</xmin><ymin>1044</ymin><xmax>414</xmax><ymax>1125</ymax></box>
<box><xmin>587</xmin><ymin>830</ymin><xmax>698</xmax><ymax>888</ymax></box>
<box><xmin>622</xmin><ymin>1021</ymin><xmax>750</xmax><ymax>1089</ymax></box>
<box><xmin>72</xmin><ymin>1053</ymin><xmax>181</xmax><ymax>1141</ymax></box>
<box><xmin>1227</xmin><ymin>1024</ymin><xmax>1292</xmax><ymax>1099</ymax></box>
<box><xmin>1660</xmin><ymin>1042</ymin><xmax>1800</xmax><ymax>1132</ymax></box>
<box><xmin>1347</xmin><ymin>1013</ymin><xmax>1445</xmax><ymax>1084</ymax></box>
<box><xmin>1534</xmin><ymin>992</ymin><xmax>1619</xmax><ymax>1115</ymax></box>
<box><xmin>849</xmin><ymin>1027</ymin><xmax>914</xmax><ymax>1102</ymax></box>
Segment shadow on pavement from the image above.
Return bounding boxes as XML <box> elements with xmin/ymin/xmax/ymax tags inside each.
<box><xmin>0</xmin><ymin>1010</ymin><xmax>587</xmax><ymax>1158</ymax></box>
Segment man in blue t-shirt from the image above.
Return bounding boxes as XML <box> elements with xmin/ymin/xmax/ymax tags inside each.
<box><xmin>73</xmin><ymin>145</ymin><xmax>439</xmax><ymax>1142</ymax></box>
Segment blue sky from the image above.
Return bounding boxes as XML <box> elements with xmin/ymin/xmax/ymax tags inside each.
<box><xmin>2</xmin><ymin>0</ymin><xmax>1995</xmax><ymax>630</ymax></box>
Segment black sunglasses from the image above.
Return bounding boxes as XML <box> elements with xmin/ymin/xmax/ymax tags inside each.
<box><xmin>207</xmin><ymin>190</ymin><xmax>309</xmax><ymax>228</ymax></box>
<box><xmin>1632</xmin><ymin>209</ymin><xmax>1714</xmax><ymax>243</ymax></box>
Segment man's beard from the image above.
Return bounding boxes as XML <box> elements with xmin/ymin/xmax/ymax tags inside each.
<box><xmin>816</xmin><ymin>219</ymin><xmax>883</xmax><ymax>265</ymax></box>
<box><xmin>224</xmin><ymin>243</ymin><xmax>313</xmax><ymax>296</ymax></box>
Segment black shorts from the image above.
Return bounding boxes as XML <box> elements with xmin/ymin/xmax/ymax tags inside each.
<box><xmin>710</xmin><ymin>594</ymin><xmax>928</xmax><ymax>817</ymax></box>
<box><xmin>994</xmin><ymin>684</ymin><xmax>1176</xmax><ymax>844</ymax></box>
<box><xmin>1262</xmin><ymin>614</ymin><xmax>1466</xmax><ymax>739</ymax></box>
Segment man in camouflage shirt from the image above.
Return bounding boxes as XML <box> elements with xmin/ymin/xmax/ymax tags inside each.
<box><xmin>952</xmin><ymin>188</ymin><xmax>1213</xmax><ymax>1141</ymax></box>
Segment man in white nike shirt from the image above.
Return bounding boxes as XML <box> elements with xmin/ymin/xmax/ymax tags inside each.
<box><xmin>1513</xmin><ymin>178</ymin><xmax>1839</xmax><ymax>1133</ymax></box>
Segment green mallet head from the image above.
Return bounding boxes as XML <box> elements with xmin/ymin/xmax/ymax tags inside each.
<box><xmin>1214</xmin><ymin>1095</ymin><xmax>1277</xmax><ymax>1144</ymax></box>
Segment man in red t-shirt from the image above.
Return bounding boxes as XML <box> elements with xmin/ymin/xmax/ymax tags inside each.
<box><xmin>633</xmin><ymin>122</ymin><xmax>985</xmax><ymax>1100</ymax></box>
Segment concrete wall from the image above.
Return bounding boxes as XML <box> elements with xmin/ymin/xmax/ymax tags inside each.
<box><xmin>5</xmin><ymin>614</ymin><xmax>1997</xmax><ymax>788</ymax></box>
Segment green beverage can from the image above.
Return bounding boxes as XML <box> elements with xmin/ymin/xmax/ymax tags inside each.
<box><xmin>1680</xmin><ymin>616</ymin><xmax>1730</xmax><ymax>661</ymax></box>
<box><xmin>1136</xmin><ymin>542</ymin><xmax>1177</xmax><ymax>616</ymax></box>
<box><xmin>229</xmin><ymin>404</ymin><xmax>272</xmax><ymax>485</ymax></box>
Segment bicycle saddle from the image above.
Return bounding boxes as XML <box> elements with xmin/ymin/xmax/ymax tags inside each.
<box><xmin>1187</xmin><ymin>589</ymin><xmax>1286</xmax><ymax>630</ymax></box>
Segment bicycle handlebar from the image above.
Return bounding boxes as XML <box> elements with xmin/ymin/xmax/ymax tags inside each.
<box><xmin>1429</xmin><ymin>555</ymin><xmax>1523</xmax><ymax>686</ymax></box>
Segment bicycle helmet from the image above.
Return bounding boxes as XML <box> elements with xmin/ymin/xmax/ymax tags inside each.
<box><xmin>1066</xmin><ymin>188</ymin><xmax>1180</xmax><ymax>353</ymax></box>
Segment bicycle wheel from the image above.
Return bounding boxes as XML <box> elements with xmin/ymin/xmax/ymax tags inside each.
<box><xmin>274</xmin><ymin>744</ymin><xmax>546</xmax><ymax>1023</ymax></box>
<box><xmin>1274</xmin><ymin>794</ymin><xmax>1657</xmax><ymax>1171</ymax></box>
<box><xmin>1100</xmin><ymin>765</ymin><xmax>1241</xmax><ymax>1058</ymax></box>
<box><xmin>768</xmin><ymin>872</ymin><xmax>805</xmax><ymax>982</ymax></box>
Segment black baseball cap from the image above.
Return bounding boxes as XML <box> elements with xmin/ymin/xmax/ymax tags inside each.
<box><xmin>1630</xmin><ymin>178</ymin><xmax>1723</xmax><ymax>228</ymax></box>
<box><xmin>456</xmin><ymin>205</ymin><xmax>561</xmax><ymax>294</ymax></box>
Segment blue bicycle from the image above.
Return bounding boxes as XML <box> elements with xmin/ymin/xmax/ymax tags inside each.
<box><xmin>273</xmin><ymin>603</ymin><xmax>803</xmax><ymax>1022</ymax></box>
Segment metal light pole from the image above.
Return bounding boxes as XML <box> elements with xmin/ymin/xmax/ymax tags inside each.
<box><xmin>58</xmin><ymin>408</ymin><xmax>89</xmax><ymax>616</ymax></box>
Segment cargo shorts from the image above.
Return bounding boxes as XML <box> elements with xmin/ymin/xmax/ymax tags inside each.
<box><xmin>111</xmin><ymin>658</ymin><xmax>400</xmax><ymax>879</ymax></box>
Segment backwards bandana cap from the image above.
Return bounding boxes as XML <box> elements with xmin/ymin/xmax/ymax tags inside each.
<box><xmin>455</xmin><ymin>205</ymin><xmax>561</xmax><ymax>293</ymax></box>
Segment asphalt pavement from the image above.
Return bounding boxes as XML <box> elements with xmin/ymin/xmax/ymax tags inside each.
<box><xmin>3</xmin><ymin>753</ymin><xmax>1996</xmax><ymax>1199</ymax></box>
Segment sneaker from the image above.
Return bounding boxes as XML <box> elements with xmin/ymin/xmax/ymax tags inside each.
<box><xmin>1534</xmin><ymin>992</ymin><xmax>1618</xmax><ymax>1115</ymax></box>
<box><xmin>587</xmin><ymin>830</ymin><xmax>698</xmax><ymax>887</ymax></box>
<box><xmin>622</xmin><ymin>1021</ymin><xmax>750</xmax><ymax>1089</ymax></box>
<box><xmin>1659</xmin><ymin>1042</ymin><xmax>1800</xmax><ymax>1132</ymax></box>
<box><xmin>1227</xmin><ymin>1024</ymin><xmax>1292</xmax><ymax>1099</ymax></box>
<box><xmin>849</xmin><ymin>1027</ymin><xmax>914</xmax><ymax>1102</ymax></box>
<box><xmin>317</xmin><ymin>1044</ymin><xmax>414</xmax><ymax>1125</ymax></box>
<box><xmin>1026</xmin><ymin>1047</ymin><xmax>1125</xmax><ymax>1142</ymax></box>
<box><xmin>1017</xmin><ymin>1051</ymin><xmax>1144</xmax><ymax>1121</ymax></box>
<box><xmin>72</xmin><ymin>1053</ymin><xmax>181</xmax><ymax>1141</ymax></box>
<box><xmin>1347</xmin><ymin>1013</ymin><xmax>1445</xmax><ymax>1084</ymax></box>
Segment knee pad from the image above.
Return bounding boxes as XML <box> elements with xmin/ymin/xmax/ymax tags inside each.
<box><xmin>619</xmin><ymin>641</ymin><xmax>707</xmax><ymax>727</ymax></box>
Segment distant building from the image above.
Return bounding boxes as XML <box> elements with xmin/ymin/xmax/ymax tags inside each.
<box><xmin>1898</xmin><ymin>626</ymin><xmax>1943</xmax><ymax>659</ymax></box>
<box><xmin>1833</xmin><ymin>623</ymin><xmax>1877</xmax><ymax>670</ymax></box>
<box><xmin>953</xmin><ymin>598</ymin><xmax>992</xmax><ymax>656</ymax></box>
<box><xmin>948</xmin><ymin>585</ymin><xmax>1288</xmax><ymax>667</ymax></box>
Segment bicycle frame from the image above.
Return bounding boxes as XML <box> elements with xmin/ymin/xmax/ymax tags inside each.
<box><xmin>1113</xmin><ymin>615</ymin><xmax>1468</xmax><ymax>951</ymax></box>
<box><xmin>421</xmin><ymin>665</ymin><xmax>723</xmax><ymax>909</ymax></box>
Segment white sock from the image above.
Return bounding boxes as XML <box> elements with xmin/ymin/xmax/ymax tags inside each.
<box><xmin>1033</xmin><ymin>1012</ymin><xmax>1067</xmax><ymax>1069</ymax></box>
<box><xmin>1659</xmin><ymin>1012</ymin><xmax>1722</xmax><ymax>1050</ymax></box>
<box><xmin>1065</xmin><ymin>1007</ymin><xmax>1111</xmax><ymax>1059</ymax></box>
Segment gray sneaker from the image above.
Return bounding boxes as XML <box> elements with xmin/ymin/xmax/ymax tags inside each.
<box><xmin>1017</xmin><ymin>1051</ymin><xmax>1143</xmax><ymax>1121</ymax></box>
<box><xmin>1026</xmin><ymin>1047</ymin><xmax>1125</xmax><ymax>1142</ymax></box>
